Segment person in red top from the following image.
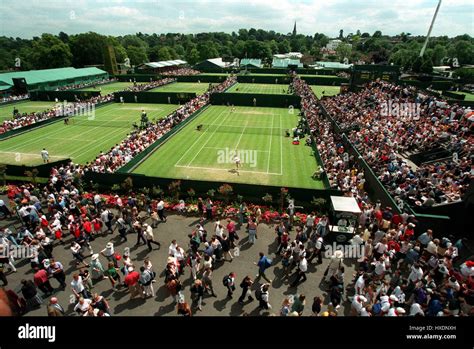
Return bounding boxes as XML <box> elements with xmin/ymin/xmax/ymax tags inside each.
<box><xmin>92</xmin><ymin>218</ymin><xmax>102</xmax><ymax>235</ymax></box>
<box><xmin>374</xmin><ymin>209</ymin><xmax>383</xmax><ymax>226</ymax></box>
<box><xmin>401</xmin><ymin>223</ymin><xmax>415</xmax><ymax>241</ymax></box>
<box><xmin>124</xmin><ymin>269</ymin><xmax>142</xmax><ymax>300</ymax></box>
<box><xmin>34</xmin><ymin>269</ymin><xmax>54</xmax><ymax>296</ymax></box>
<box><xmin>387</xmin><ymin>239</ymin><xmax>401</xmax><ymax>253</ymax></box>
<box><xmin>83</xmin><ymin>218</ymin><xmax>92</xmax><ymax>236</ymax></box>
<box><xmin>392</xmin><ymin>213</ymin><xmax>402</xmax><ymax>226</ymax></box>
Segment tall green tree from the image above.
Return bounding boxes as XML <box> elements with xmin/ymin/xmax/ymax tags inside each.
<box><xmin>31</xmin><ymin>34</ymin><xmax>72</xmax><ymax>68</ymax></box>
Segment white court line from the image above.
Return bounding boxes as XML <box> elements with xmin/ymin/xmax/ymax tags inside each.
<box><xmin>185</xmin><ymin>109</ymin><xmax>234</xmax><ymax>167</ymax></box>
<box><xmin>173</xmin><ymin>108</ymin><xmax>227</xmax><ymax>166</ymax></box>
<box><xmin>1</xmin><ymin>104</ymin><xmax>121</xmax><ymax>151</ymax></box>
<box><xmin>174</xmin><ymin>164</ymin><xmax>282</xmax><ymax>176</ymax></box>
<box><xmin>202</xmin><ymin>146</ymin><xmax>270</xmax><ymax>153</ymax></box>
<box><xmin>267</xmin><ymin>111</ymin><xmax>274</xmax><ymax>174</ymax></box>
<box><xmin>280</xmin><ymin>112</ymin><xmax>283</xmax><ymax>175</ymax></box>
<box><xmin>233</xmin><ymin>121</ymin><xmax>248</xmax><ymax>151</ymax></box>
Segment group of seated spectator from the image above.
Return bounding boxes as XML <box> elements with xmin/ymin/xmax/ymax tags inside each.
<box><xmin>122</xmin><ymin>78</ymin><xmax>175</xmax><ymax>92</ymax></box>
<box><xmin>292</xmin><ymin>77</ymin><xmax>367</xmax><ymax>195</ymax></box>
<box><xmin>160</xmin><ymin>67</ymin><xmax>200</xmax><ymax>76</ymax></box>
<box><xmin>319</xmin><ymin>81</ymin><xmax>472</xmax><ymax>207</ymax></box>
<box><xmin>55</xmin><ymin>78</ymin><xmax>117</xmax><ymax>91</ymax></box>
<box><xmin>0</xmin><ymin>93</ymin><xmax>29</xmax><ymax>104</ymax></box>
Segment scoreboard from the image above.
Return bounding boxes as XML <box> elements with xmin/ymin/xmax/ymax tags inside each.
<box><xmin>350</xmin><ymin>65</ymin><xmax>400</xmax><ymax>87</ymax></box>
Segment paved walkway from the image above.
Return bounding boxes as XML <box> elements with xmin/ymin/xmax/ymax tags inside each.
<box><xmin>1</xmin><ymin>207</ymin><xmax>359</xmax><ymax>316</ymax></box>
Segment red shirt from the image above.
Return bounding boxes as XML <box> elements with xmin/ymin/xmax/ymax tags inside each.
<box><xmin>83</xmin><ymin>221</ymin><xmax>92</xmax><ymax>233</ymax></box>
<box><xmin>124</xmin><ymin>271</ymin><xmax>140</xmax><ymax>286</ymax></box>
<box><xmin>34</xmin><ymin>269</ymin><xmax>49</xmax><ymax>286</ymax></box>
<box><xmin>226</xmin><ymin>222</ymin><xmax>235</xmax><ymax>233</ymax></box>
<box><xmin>392</xmin><ymin>214</ymin><xmax>402</xmax><ymax>226</ymax></box>
<box><xmin>387</xmin><ymin>240</ymin><xmax>400</xmax><ymax>252</ymax></box>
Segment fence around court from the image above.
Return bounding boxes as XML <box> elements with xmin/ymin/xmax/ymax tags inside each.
<box><xmin>300</xmin><ymin>76</ymin><xmax>349</xmax><ymax>86</ymax></box>
<box><xmin>30</xmin><ymin>90</ymin><xmax>101</xmax><ymax>102</ymax></box>
<box><xmin>113</xmin><ymin>91</ymin><xmax>197</xmax><ymax>104</ymax></box>
<box><xmin>236</xmin><ymin>75</ymin><xmax>292</xmax><ymax>84</ymax></box>
<box><xmin>4</xmin><ymin>158</ymin><xmax>72</xmax><ymax>177</ymax></box>
<box><xmin>210</xmin><ymin>93</ymin><xmax>301</xmax><ymax>108</ymax></box>
<box><xmin>114</xmin><ymin>74</ymin><xmax>160</xmax><ymax>82</ymax></box>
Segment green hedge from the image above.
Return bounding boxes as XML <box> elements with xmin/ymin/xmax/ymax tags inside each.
<box><xmin>85</xmin><ymin>171</ymin><xmax>340</xmax><ymax>209</ymax></box>
<box><xmin>301</xmin><ymin>76</ymin><xmax>348</xmax><ymax>86</ymax></box>
<box><xmin>210</xmin><ymin>93</ymin><xmax>301</xmax><ymax>108</ymax></box>
<box><xmin>114</xmin><ymin>74</ymin><xmax>160</xmax><ymax>82</ymax></box>
<box><xmin>237</xmin><ymin>75</ymin><xmax>292</xmax><ymax>84</ymax></box>
<box><xmin>442</xmin><ymin>91</ymin><xmax>465</xmax><ymax>100</ymax></box>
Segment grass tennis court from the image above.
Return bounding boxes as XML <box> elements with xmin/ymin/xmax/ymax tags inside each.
<box><xmin>133</xmin><ymin>105</ymin><xmax>324</xmax><ymax>189</ymax></box>
<box><xmin>75</xmin><ymin>82</ymin><xmax>145</xmax><ymax>95</ymax></box>
<box><xmin>0</xmin><ymin>103</ymin><xmax>178</xmax><ymax>166</ymax></box>
<box><xmin>450</xmin><ymin>91</ymin><xmax>474</xmax><ymax>101</ymax></box>
<box><xmin>0</xmin><ymin>100</ymin><xmax>58</xmax><ymax>121</ymax></box>
<box><xmin>148</xmin><ymin>82</ymin><xmax>214</xmax><ymax>95</ymax></box>
<box><xmin>311</xmin><ymin>85</ymin><xmax>341</xmax><ymax>99</ymax></box>
<box><xmin>226</xmin><ymin>83</ymin><xmax>290</xmax><ymax>95</ymax></box>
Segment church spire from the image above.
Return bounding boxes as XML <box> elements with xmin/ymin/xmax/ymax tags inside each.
<box><xmin>292</xmin><ymin>21</ymin><xmax>297</xmax><ymax>36</ymax></box>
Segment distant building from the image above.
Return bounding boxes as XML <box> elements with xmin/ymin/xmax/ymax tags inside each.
<box><xmin>292</xmin><ymin>21</ymin><xmax>297</xmax><ymax>37</ymax></box>
<box><xmin>240</xmin><ymin>58</ymin><xmax>262</xmax><ymax>69</ymax></box>
<box><xmin>272</xmin><ymin>58</ymin><xmax>303</xmax><ymax>68</ymax></box>
<box><xmin>136</xmin><ymin>60</ymin><xmax>188</xmax><ymax>74</ymax></box>
<box><xmin>194</xmin><ymin>58</ymin><xmax>237</xmax><ymax>70</ymax></box>
<box><xmin>273</xmin><ymin>52</ymin><xmax>303</xmax><ymax>59</ymax></box>
<box><xmin>325</xmin><ymin>40</ymin><xmax>352</xmax><ymax>51</ymax></box>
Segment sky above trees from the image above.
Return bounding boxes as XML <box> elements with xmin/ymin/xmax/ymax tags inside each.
<box><xmin>0</xmin><ymin>0</ymin><xmax>472</xmax><ymax>38</ymax></box>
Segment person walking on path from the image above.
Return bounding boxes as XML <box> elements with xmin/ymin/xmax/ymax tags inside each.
<box><xmin>143</xmin><ymin>223</ymin><xmax>161</xmax><ymax>251</ymax></box>
<box><xmin>238</xmin><ymin>275</ymin><xmax>254</xmax><ymax>304</ymax></box>
<box><xmin>255</xmin><ymin>252</ymin><xmax>272</xmax><ymax>283</ymax></box>
<box><xmin>223</xmin><ymin>272</ymin><xmax>236</xmax><ymax>298</ymax></box>
<box><xmin>291</xmin><ymin>255</ymin><xmax>308</xmax><ymax>287</ymax></box>
<box><xmin>46</xmin><ymin>297</ymin><xmax>65</xmax><ymax>316</ymax></box>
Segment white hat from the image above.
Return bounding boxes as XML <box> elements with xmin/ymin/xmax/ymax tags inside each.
<box><xmin>106</xmin><ymin>242</ymin><xmax>113</xmax><ymax>249</ymax></box>
<box><xmin>43</xmin><ymin>259</ymin><xmax>51</xmax><ymax>268</ymax></box>
<box><xmin>334</xmin><ymin>250</ymin><xmax>344</xmax><ymax>259</ymax></box>
<box><xmin>390</xmin><ymin>295</ymin><xmax>399</xmax><ymax>302</ymax></box>
<box><xmin>127</xmin><ymin>266</ymin><xmax>134</xmax><ymax>273</ymax></box>
<box><xmin>91</xmin><ymin>253</ymin><xmax>99</xmax><ymax>261</ymax></box>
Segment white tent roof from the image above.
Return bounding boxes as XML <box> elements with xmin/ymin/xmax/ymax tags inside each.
<box><xmin>330</xmin><ymin>196</ymin><xmax>361</xmax><ymax>214</ymax></box>
<box><xmin>140</xmin><ymin>60</ymin><xmax>187</xmax><ymax>68</ymax></box>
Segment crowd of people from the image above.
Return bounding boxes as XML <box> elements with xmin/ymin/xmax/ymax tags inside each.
<box><xmin>0</xmin><ymin>170</ymin><xmax>472</xmax><ymax>317</ymax></box>
<box><xmin>122</xmin><ymin>78</ymin><xmax>176</xmax><ymax>92</ymax></box>
<box><xmin>321</xmin><ymin>81</ymin><xmax>473</xmax><ymax>207</ymax></box>
<box><xmin>0</xmin><ymin>94</ymin><xmax>114</xmax><ymax>134</ymax></box>
<box><xmin>291</xmin><ymin>77</ymin><xmax>367</xmax><ymax>195</ymax></box>
<box><xmin>0</xmin><ymin>93</ymin><xmax>29</xmax><ymax>104</ymax></box>
<box><xmin>85</xmin><ymin>76</ymin><xmax>236</xmax><ymax>173</ymax></box>
<box><xmin>55</xmin><ymin>78</ymin><xmax>118</xmax><ymax>91</ymax></box>
<box><xmin>160</xmin><ymin>67</ymin><xmax>201</xmax><ymax>76</ymax></box>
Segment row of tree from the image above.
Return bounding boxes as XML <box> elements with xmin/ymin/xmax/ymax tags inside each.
<box><xmin>0</xmin><ymin>29</ymin><xmax>472</xmax><ymax>74</ymax></box>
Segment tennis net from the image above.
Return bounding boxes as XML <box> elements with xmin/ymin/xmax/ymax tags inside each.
<box><xmin>197</xmin><ymin>123</ymin><xmax>286</xmax><ymax>136</ymax></box>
